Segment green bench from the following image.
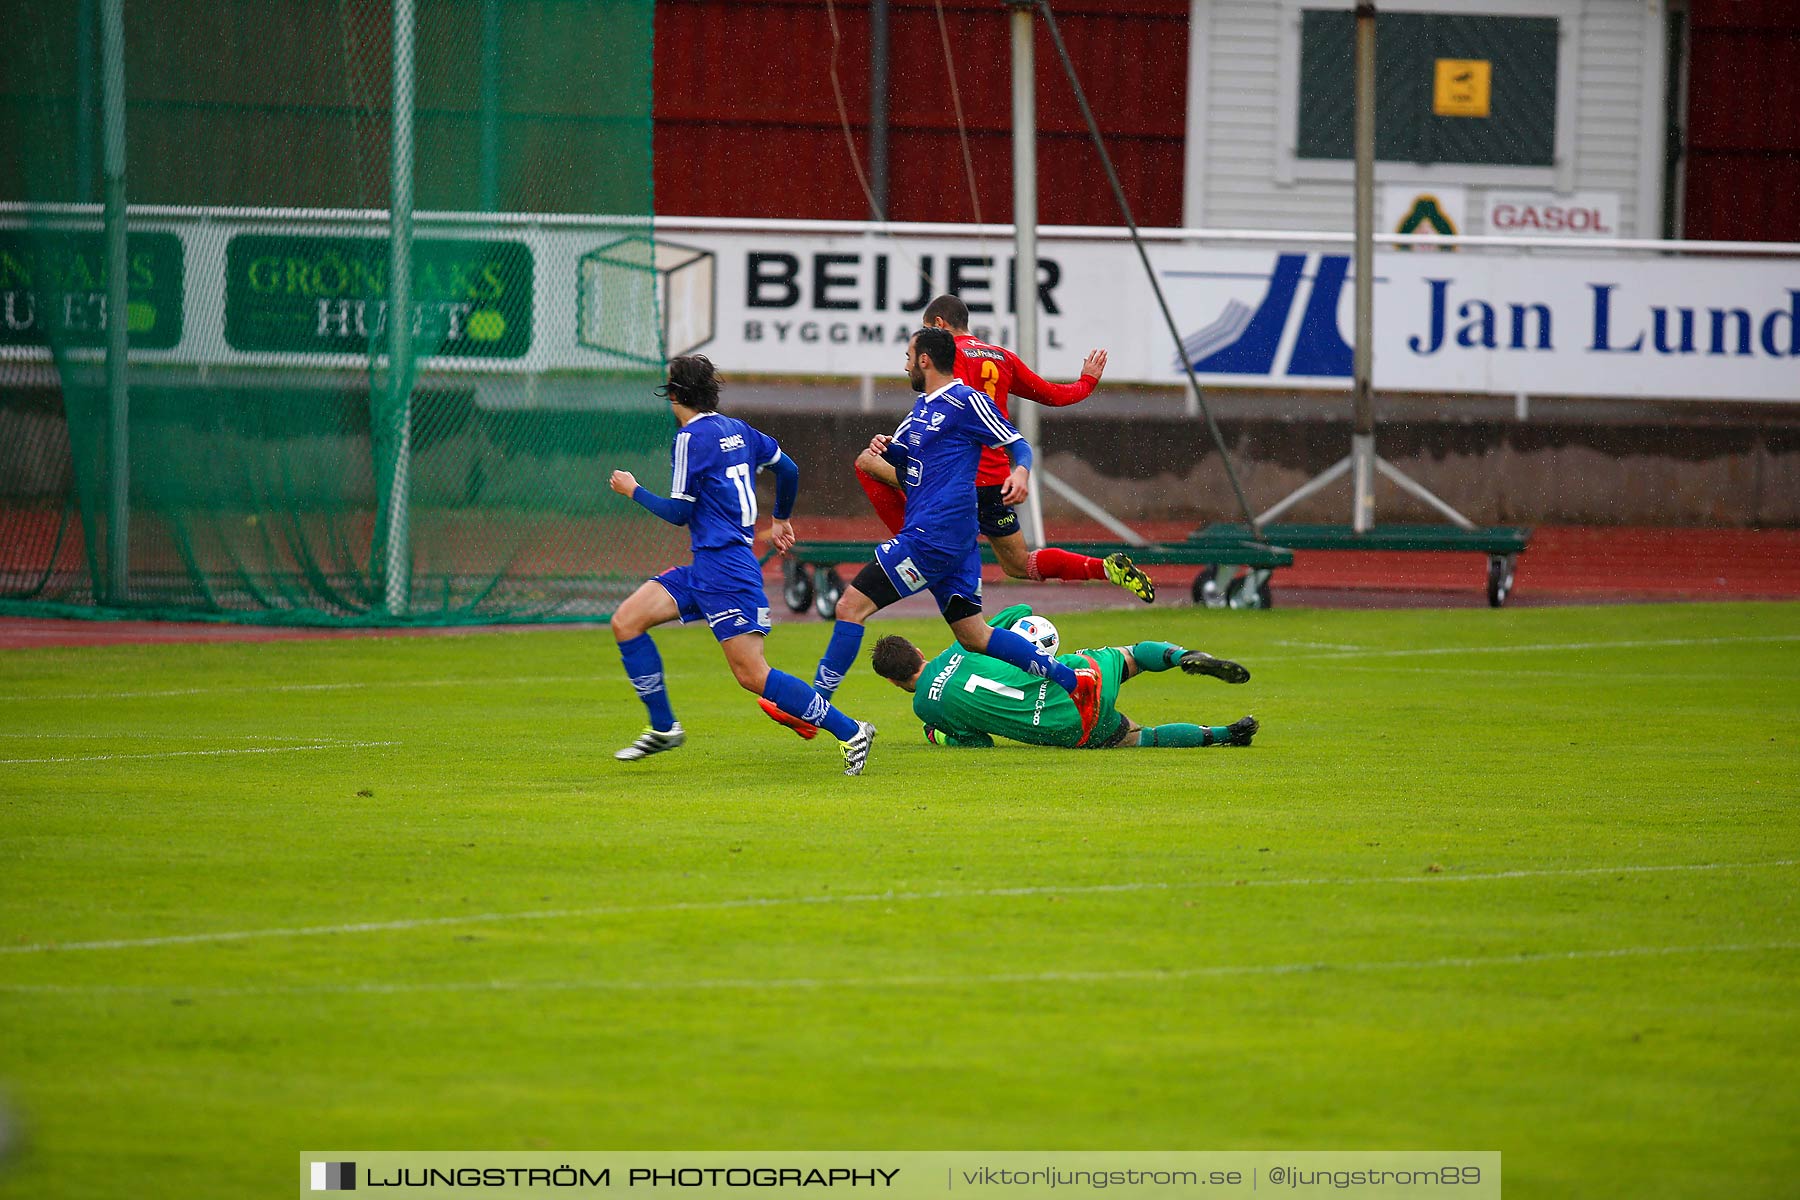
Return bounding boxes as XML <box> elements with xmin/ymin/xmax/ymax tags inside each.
<box><xmin>1193</xmin><ymin>523</ymin><xmax>1534</xmax><ymax>607</ymax></box>
<box><xmin>775</xmin><ymin>538</ymin><xmax>1295</xmax><ymax>618</ymax></box>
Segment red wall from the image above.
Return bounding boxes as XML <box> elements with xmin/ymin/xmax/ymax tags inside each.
<box><xmin>1683</xmin><ymin>0</ymin><xmax>1800</xmax><ymax>241</ymax></box>
<box><xmin>653</xmin><ymin>0</ymin><xmax>1191</xmax><ymax>226</ymax></box>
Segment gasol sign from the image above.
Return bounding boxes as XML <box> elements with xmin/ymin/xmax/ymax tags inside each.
<box><xmin>0</xmin><ymin>229</ymin><xmax>184</xmax><ymax>350</ymax></box>
<box><xmin>224</xmin><ymin>234</ymin><xmax>532</xmax><ymax>357</ymax></box>
<box><xmin>1484</xmin><ymin>191</ymin><xmax>1620</xmax><ymax>237</ymax></box>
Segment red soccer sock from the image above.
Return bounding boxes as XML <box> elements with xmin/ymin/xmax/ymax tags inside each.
<box><xmin>1027</xmin><ymin>547</ymin><xmax>1107</xmax><ymax>582</ymax></box>
<box><xmin>855</xmin><ymin>465</ymin><xmax>908</xmax><ymax>536</ymax></box>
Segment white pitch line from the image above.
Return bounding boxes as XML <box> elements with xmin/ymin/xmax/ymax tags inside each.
<box><xmin>4</xmin><ymin>859</ymin><xmax>1793</xmax><ymax>956</ymax></box>
<box><xmin>5</xmin><ymin>635</ymin><xmax>1794</xmax><ymax>703</ymax></box>
<box><xmin>0</xmin><ymin>739</ymin><xmax>400</xmax><ymax>766</ymax></box>
<box><xmin>0</xmin><ymin>674</ymin><xmax>597</xmax><ymax>703</ymax></box>
<box><xmin>1327</xmin><ymin>665</ymin><xmax>1797</xmax><ymax>682</ymax></box>
<box><xmin>2</xmin><ymin>941</ymin><xmax>1795</xmax><ymax>1000</ymax></box>
<box><xmin>0</xmin><ymin>732</ymin><xmax>332</xmax><ymax>740</ymax></box>
<box><xmin>1282</xmin><ymin>633</ymin><xmax>1800</xmax><ymax>663</ymax></box>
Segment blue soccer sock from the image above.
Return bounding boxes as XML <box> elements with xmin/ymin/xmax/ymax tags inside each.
<box><xmin>985</xmin><ymin>627</ymin><xmax>1080</xmax><ymax>692</ymax></box>
<box><xmin>763</xmin><ymin>669</ymin><xmax>858</xmax><ymax>741</ymax></box>
<box><xmin>617</xmin><ymin>632</ymin><xmax>676</xmax><ymax>731</ymax></box>
<box><xmin>812</xmin><ymin>620</ymin><xmax>865</xmax><ymax>700</ymax></box>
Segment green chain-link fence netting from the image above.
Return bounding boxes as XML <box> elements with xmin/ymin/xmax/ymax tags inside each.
<box><xmin>2</xmin><ymin>0</ymin><xmax>683</xmax><ymax>625</ymax></box>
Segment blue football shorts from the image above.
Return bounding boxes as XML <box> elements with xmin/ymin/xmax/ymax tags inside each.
<box><xmin>653</xmin><ymin>565</ymin><xmax>772</xmax><ymax>642</ymax></box>
<box><xmin>873</xmin><ymin>532</ymin><xmax>984</xmax><ymax>615</ymax></box>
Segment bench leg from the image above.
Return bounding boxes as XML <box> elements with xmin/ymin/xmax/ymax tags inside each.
<box><xmin>1195</xmin><ymin>564</ymin><xmax>1243</xmax><ymax>609</ymax></box>
<box><xmin>782</xmin><ymin>559</ymin><xmax>815</xmax><ymax>614</ymax></box>
<box><xmin>1486</xmin><ymin>554</ymin><xmax>1517</xmax><ymax>608</ymax></box>
<box><xmin>812</xmin><ymin>567</ymin><xmax>844</xmax><ymax>621</ymax></box>
<box><xmin>1228</xmin><ymin>567</ymin><xmax>1274</xmax><ymax>610</ymax></box>
<box><xmin>1193</xmin><ymin>565</ymin><xmax>1223</xmax><ymax>608</ymax></box>
<box><xmin>1197</xmin><ymin>565</ymin><xmax>1275</xmax><ymax>610</ymax></box>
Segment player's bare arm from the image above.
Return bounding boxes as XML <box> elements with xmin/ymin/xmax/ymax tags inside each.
<box><xmin>1000</xmin><ymin>464</ymin><xmax>1030</xmax><ymax>507</ymax></box>
<box><xmin>856</xmin><ymin>449</ymin><xmax>899</xmax><ymax>487</ymax></box>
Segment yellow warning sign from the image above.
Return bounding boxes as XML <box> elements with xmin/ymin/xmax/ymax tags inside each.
<box><xmin>1434</xmin><ymin>59</ymin><xmax>1492</xmax><ymax>117</ymax></box>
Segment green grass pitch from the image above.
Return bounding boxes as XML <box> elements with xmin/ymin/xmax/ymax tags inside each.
<box><xmin>1</xmin><ymin>602</ymin><xmax>1796</xmax><ymax>1198</ymax></box>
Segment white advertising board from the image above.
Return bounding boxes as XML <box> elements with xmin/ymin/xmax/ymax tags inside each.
<box><xmin>660</xmin><ymin>230</ymin><xmax>1799</xmax><ymax>402</ymax></box>
<box><xmin>5</xmin><ymin>212</ymin><xmax>1796</xmax><ymax>402</ymax></box>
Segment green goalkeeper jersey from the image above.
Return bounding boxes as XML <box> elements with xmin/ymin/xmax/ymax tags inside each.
<box><xmin>910</xmin><ymin>605</ymin><xmax>1125</xmax><ymax>748</ymax></box>
<box><xmin>911</xmin><ymin>646</ymin><xmax>1086</xmax><ymax>748</ymax></box>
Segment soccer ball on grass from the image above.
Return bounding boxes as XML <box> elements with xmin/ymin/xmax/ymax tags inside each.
<box><xmin>1010</xmin><ymin>614</ymin><xmax>1060</xmax><ymax>658</ymax></box>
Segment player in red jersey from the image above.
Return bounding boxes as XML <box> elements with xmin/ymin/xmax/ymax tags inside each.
<box><xmin>853</xmin><ymin>293</ymin><xmax>1156</xmax><ymax>602</ymax></box>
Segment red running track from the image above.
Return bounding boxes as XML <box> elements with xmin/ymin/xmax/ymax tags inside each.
<box><xmin>773</xmin><ymin>520</ymin><xmax>1800</xmax><ymax>606</ymax></box>
<box><xmin>2</xmin><ymin>524</ymin><xmax>1795</xmax><ymax>648</ymax></box>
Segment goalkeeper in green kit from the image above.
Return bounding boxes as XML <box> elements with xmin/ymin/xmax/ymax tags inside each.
<box><xmin>868</xmin><ymin>604</ymin><xmax>1258</xmax><ymax>749</ymax></box>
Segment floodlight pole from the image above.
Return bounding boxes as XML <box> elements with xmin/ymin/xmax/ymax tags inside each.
<box><xmin>1009</xmin><ymin>1</ymin><xmax>1047</xmax><ymax>548</ymax></box>
<box><xmin>384</xmin><ymin>0</ymin><xmax>417</xmax><ymax>616</ymax></box>
<box><xmin>869</xmin><ymin>0</ymin><xmax>890</xmax><ymax>220</ymax></box>
<box><xmin>1351</xmin><ymin>1</ymin><xmax>1376</xmax><ymax>532</ymax></box>
<box><xmin>860</xmin><ymin>0</ymin><xmax>890</xmax><ymax>413</ymax></box>
<box><xmin>100</xmin><ymin>0</ymin><xmax>129</xmax><ymax>604</ymax></box>
<box><xmin>478</xmin><ymin>0</ymin><xmax>501</xmax><ymax>213</ymax></box>
<box><xmin>76</xmin><ymin>0</ymin><xmax>97</xmax><ymax>202</ymax></box>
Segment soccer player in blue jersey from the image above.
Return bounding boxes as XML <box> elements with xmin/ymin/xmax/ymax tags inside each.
<box><xmin>608</xmin><ymin>355</ymin><xmax>877</xmax><ymax>776</ymax></box>
<box><xmin>766</xmin><ymin>328</ymin><xmax>1099</xmax><ymax>740</ymax></box>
